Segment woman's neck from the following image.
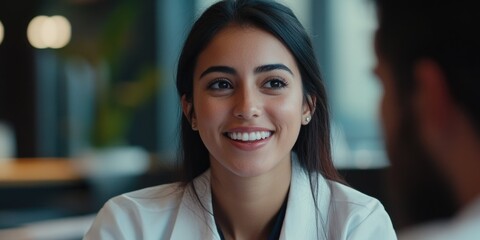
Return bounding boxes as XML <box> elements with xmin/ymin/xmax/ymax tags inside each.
<box><xmin>210</xmin><ymin>159</ymin><xmax>291</xmax><ymax>240</ymax></box>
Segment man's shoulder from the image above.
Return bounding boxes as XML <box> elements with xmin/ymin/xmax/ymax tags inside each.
<box><xmin>399</xmin><ymin>198</ymin><xmax>480</xmax><ymax>240</ymax></box>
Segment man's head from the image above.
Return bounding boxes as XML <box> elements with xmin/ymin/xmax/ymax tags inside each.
<box><xmin>373</xmin><ymin>0</ymin><xmax>480</xmax><ymax>229</ymax></box>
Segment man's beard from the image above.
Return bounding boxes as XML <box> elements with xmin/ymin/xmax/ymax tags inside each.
<box><xmin>385</xmin><ymin>105</ymin><xmax>458</xmax><ymax>231</ymax></box>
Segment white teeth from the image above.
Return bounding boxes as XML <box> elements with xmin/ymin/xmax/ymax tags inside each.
<box><xmin>262</xmin><ymin>132</ymin><xmax>271</xmax><ymax>139</ymax></box>
<box><xmin>228</xmin><ymin>131</ymin><xmax>271</xmax><ymax>141</ymax></box>
<box><xmin>242</xmin><ymin>133</ymin><xmax>249</xmax><ymax>141</ymax></box>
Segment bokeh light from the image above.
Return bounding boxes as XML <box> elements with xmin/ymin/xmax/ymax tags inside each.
<box><xmin>27</xmin><ymin>15</ymin><xmax>71</xmax><ymax>49</ymax></box>
<box><xmin>0</xmin><ymin>20</ymin><xmax>4</xmax><ymax>45</ymax></box>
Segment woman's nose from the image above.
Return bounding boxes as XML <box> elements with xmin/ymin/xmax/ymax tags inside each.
<box><xmin>233</xmin><ymin>89</ymin><xmax>261</xmax><ymax>120</ymax></box>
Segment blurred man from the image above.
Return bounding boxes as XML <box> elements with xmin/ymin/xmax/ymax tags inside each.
<box><xmin>373</xmin><ymin>0</ymin><xmax>480</xmax><ymax>239</ymax></box>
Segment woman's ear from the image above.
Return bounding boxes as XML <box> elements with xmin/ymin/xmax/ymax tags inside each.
<box><xmin>302</xmin><ymin>95</ymin><xmax>316</xmax><ymax>125</ymax></box>
<box><xmin>181</xmin><ymin>95</ymin><xmax>191</xmax><ymax>119</ymax></box>
<box><xmin>181</xmin><ymin>95</ymin><xmax>197</xmax><ymax>130</ymax></box>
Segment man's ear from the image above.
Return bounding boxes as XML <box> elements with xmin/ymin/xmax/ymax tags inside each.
<box><xmin>414</xmin><ymin>60</ymin><xmax>453</xmax><ymax>147</ymax></box>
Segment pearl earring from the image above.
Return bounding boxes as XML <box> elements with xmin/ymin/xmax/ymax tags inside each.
<box><xmin>191</xmin><ymin>121</ymin><xmax>198</xmax><ymax>131</ymax></box>
<box><xmin>304</xmin><ymin>116</ymin><xmax>311</xmax><ymax>124</ymax></box>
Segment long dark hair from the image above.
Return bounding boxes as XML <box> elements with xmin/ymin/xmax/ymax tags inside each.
<box><xmin>176</xmin><ymin>0</ymin><xmax>342</xmax><ymax>184</ymax></box>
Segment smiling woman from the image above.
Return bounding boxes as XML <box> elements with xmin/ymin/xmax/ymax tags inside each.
<box><xmin>84</xmin><ymin>1</ymin><xmax>397</xmax><ymax>239</ymax></box>
<box><xmin>189</xmin><ymin>25</ymin><xmax>306</xmax><ymax>179</ymax></box>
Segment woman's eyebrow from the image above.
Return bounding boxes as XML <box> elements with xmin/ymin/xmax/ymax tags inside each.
<box><xmin>200</xmin><ymin>66</ymin><xmax>236</xmax><ymax>78</ymax></box>
<box><xmin>255</xmin><ymin>64</ymin><xmax>293</xmax><ymax>76</ymax></box>
<box><xmin>199</xmin><ymin>64</ymin><xmax>293</xmax><ymax>78</ymax></box>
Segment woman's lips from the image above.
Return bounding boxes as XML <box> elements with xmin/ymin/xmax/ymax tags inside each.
<box><xmin>223</xmin><ymin>128</ymin><xmax>273</xmax><ymax>151</ymax></box>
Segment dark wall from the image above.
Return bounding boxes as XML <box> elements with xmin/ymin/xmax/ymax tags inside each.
<box><xmin>0</xmin><ymin>1</ymin><xmax>38</xmax><ymax>157</ymax></box>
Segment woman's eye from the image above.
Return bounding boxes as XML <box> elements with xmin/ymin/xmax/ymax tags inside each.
<box><xmin>208</xmin><ymin>79</ymin><xmax>232</xmax><ymax>89</ymax></box>
<box><xmin>263</xmin><ymin>79</ymin><xmax>287</xmax><ymax>89</ymax></box>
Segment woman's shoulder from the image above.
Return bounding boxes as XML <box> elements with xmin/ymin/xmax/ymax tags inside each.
<box><xmin>292</xmin><ymin>158</ymin><xmax>385</xmax><ymax>212</ymax></box>
<box><xmin>84</xmin><ymin>182</ymin><xmax>187</xmax><ymax>239</ymax></box>
<box><xmin>325</xmin><ymin>179</ymin><xmax>397</xmax><ymax>238</ymax></box>
<box><xmin>327</xmin><ymin>180</ymin><xmax>397</xmax><ymax>239</ymax></box>
<box><xmin>109</xmin><ymin>181</ymin><xmax>186</xmax><ymax>212</ymax></box>
<box><xmin>325</xmin><ymin>178</ymin><xmax>390</xmax><ymax>225</ymax></box>
<box><xmin>327</xmin><ymin>180</ymin><xmax>383</xmax><ymax>210</ymax></box>
<box><xmin>287</xmin><ymin>163</ymin><xmax>397</xmax><ymax>239</ymax></box>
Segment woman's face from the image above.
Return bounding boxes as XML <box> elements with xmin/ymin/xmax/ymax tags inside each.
<box><xmin>185</xmin><ymin>25</ymin><xmax>311</xmax><ymax>178</ymax></box>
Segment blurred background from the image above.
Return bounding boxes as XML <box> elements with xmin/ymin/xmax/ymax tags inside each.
<box><xmin>0</xmin><ymin>0</ymin><xmax>388</xmax><ymax>238</ymax></box>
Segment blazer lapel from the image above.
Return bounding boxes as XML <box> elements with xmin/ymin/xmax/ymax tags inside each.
<box><xmin>170</xmin><ymin>171</ymin><xmax>221</xmax><ymax>240</ymax></box>
<box><xmin>279</xmin><ymin>159</ymin><xmax>332</xmax><ymax>240</ymax></box>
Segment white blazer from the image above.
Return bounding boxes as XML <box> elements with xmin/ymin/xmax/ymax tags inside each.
<box><xmin>84</xmin><ymin>159</ymin><xmax>397</xmax><ymax>239</ymax></box>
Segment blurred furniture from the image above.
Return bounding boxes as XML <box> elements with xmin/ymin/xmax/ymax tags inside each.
<box><xmin>0</xmin><ymin>214</ymin><xmax>95</xmax><ymax>240</ymax></box>
<box><xmin>0</xmin><ymin>156</ymin><xmax>177</xmax><ymax>230</ymax></box>
<box><xmin>0</xmin><ymin>158</ymin><xmax>89</xmax><ymax>230</ymax></box>
<box><xmin>0</xmin><ymin>158</ymin><xmax>81</xmax><ymax>185</ymax></box>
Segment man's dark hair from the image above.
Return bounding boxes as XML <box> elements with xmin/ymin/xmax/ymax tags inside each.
<box><xmin>375</xmin><ymin>0</ymin><xmax>480</xmax><ymax>134</ymax></box>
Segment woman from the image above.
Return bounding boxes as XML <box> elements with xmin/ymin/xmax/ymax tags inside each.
<box><xmin>84</xmin><ymin>0</ymin><xmax>397</xmax><ymax>239</ymax></box>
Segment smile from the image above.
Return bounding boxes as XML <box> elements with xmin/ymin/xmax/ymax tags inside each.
<box><xmin>226</xmin><ymin>131</ymin><xmax>272</xmax><ymax>142</ymax></box>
